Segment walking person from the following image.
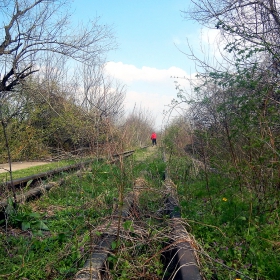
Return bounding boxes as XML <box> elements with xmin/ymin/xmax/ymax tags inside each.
<box><xmin>151</xmin><ymin>132</ymin><xmax>157</xmax><ymax>146</ymax></box>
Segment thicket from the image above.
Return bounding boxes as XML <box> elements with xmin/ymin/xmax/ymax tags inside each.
<box><xmin>161</xmin><ymin>1</ymin><xmax>280</xmax><ymax>278</ymax></box>
<box><xmin>177</xmin><ymin>0</ymin><xmax>280</xmax><ymax>209</ymax></box>
<box><xmin>0</xmin><ymin>78</ymin><xmax>124</xmax><ymax>162</ymax></box>
<box><xmin>0</xmin><ymin>1</ymin><xmax>154</xmax><ymax>164</ymax></box>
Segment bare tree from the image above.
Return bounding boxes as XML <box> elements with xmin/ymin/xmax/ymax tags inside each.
<box><xmin>121</xmin><ymin>105</ymin><xmax>155</xmax><ymax>148</ymax></box>
<box><xmin>0</xmin><ymin>0</ymin><xmax>115</xmax><ymax>95</ymax></box>
<box><xmin>186</xmin><ymin>0</ymin><xmax>280</xmax><ymax>67</ymax></box>
<box><xmin>80</xmin><ymin>64</ymin><xmax>126</xmax><ymax>121</ymax></box>
<box><xmin>0</xmin><ymin>0</ymin><xmax>116</xmax><ymax>206</ymax></box>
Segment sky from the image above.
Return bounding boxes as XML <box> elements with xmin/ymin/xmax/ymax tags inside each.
<box><xmin>71</xmin><ymin>0</ymin><xmax>219</xmax><ymax>130</ymax></box>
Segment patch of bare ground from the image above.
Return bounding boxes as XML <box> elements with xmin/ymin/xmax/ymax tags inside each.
<box><xmin>0</xmin><ymin>162</ymin><xmax>49</xmax><ymax>174</ymax></box>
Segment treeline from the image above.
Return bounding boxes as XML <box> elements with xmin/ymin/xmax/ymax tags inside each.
<box><xmin>166</xmin><ymin>0</ymin><xmax>280</xmax><ymax>204</ymax></box>
<box><xmin>0</xmin><ymin>1</ymin><xmax>154</xmax><ymax>163</ymax></box>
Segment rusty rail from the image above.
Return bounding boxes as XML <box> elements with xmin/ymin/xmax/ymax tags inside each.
<box><xmin>1</xmin><ymin>150</ymin><xmax>137</xmax><ymax>190</ymax></box>
<box><xmin>0</xmin><ymin>160</ymin><xmax>94</xmax><ymax>190</ymax></box>
<box><xmin>74</xmin><ymin>188</ymin><xmax>140</xmax><ymax>280</ymax></box>
<box><xmin>0</xmin><ymin>150</ymin><xmax>137</xmax><ymax>215</ymax></box>
<box><xmin>163</xmin><ymin>179</ymin><xmax>202</xmax><ymax>280</ymax></box>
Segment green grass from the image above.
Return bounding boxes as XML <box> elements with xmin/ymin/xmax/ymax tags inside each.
<box><xmin>0</xmin><ymin>158</ymin><xmax>89</xmax><ymax>182</ymax></box>
<box><xmin>0</xmin><ymin>160</ymin><xmax>125</xmax><ymax>280</ymax></box>
<box><xmin>0</xmin><ymin>148</ymin><xmax>167</xmax><ymax>280</ymax></box>
<box><xmin>7</xmin><ymin>148</ymin><xmax>272</xmax><ymax>279</ymax></box>
<box><xmin>168</xmin><ymin>156</ymin><xmax>280</xmax><ymax>280</ymax></box>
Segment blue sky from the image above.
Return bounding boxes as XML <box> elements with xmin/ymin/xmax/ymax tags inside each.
<box><xmin>71</xmin><ymin>0</ymin><xmax>217</xmax><ymax>129</ymax></box>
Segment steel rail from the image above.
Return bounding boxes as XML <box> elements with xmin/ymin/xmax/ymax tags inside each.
<box><xmin>1</xmin><ymin>150</ymin><xmax>137</xmax><ymax>190</ymax></box>
<box><xmin>163</xmin><ymin>180</ymin><xmax>202</xmax><ymax>280</ymax></box>
<box><xmin>162</xmin><ymin>149</ymin><xmax>202</xmax><ymax>280</ymax></box>
<box><xmin>0</xmin><ymin>150</ymin><xmax>138</xmax><ymax>217</ymax></box>
<box><xmin>75</xmin><ymin>189</ymin><xmax>140</xmax><ymax>280</ymax></box>
<box><xmin>1</xmin><ymin>146</ymin><xmax>202</xmax><ymax>279</ymax></box>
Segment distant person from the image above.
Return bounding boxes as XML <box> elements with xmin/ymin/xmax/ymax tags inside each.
<box><xmin>151</xmin><ymin>132</ymin><xmax>157</xmax><ymax>146</ymax></box>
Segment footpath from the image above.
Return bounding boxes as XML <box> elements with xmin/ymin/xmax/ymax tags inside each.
<box><xmin>0</xmin><ymin>162</ymin><xmax>48</xmax><ymax>173</ymax></box>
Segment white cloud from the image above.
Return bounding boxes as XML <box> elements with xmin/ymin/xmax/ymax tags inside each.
<box><xmin>105</xmin><ymin>61</ymin><xmax>189</xmax><ymax>84</ymax></box>
<box><xmin>172</xmin><ymin>37</ymin><xmax>183</xmax><ymax>46</ymax></box>
<box><xmin>105</xmin><ymin>61</ymin><xmax>195</xmax><ymax>129</ymax></box>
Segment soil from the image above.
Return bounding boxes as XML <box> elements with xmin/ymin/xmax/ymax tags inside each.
<box><xmin>0</xmin><ymin>161</ymin><xmax>49</xmax><ymax>173</ymax></box>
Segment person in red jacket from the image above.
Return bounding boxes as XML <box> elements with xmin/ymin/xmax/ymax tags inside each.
<box><xmin>151</xmin><ymin>132</ymin><xmax>157</xmax><ymax>146</ymax></box>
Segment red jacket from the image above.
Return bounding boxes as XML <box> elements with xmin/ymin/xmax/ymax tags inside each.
<box><xmin>151</xmin><ymin>132</ymin><xmax>157</xmax><ymax>139</ymax></box>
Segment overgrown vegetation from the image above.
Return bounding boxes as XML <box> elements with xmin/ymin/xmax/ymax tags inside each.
<box><xmin>163</xmin><ymin>123</ymin><xmax>280</xmax><ymax>279</ymax></box>
<box><xmin>0</xmin><ymin>1</ymin><xmax>155</xmax><ymax>165</ymax></box>
<box><xmin>0</xmin><ymin>148</ymin><xmax>175</xmax><ymax>280</ymax></box>
<box><xmin>2</xmin><ymin>0</ymin><xmax>280</xmax><ymax>279</ymax></box>
<box><xmin>160</xmin><ymin>2</ymin><xmax>280</xmax><ymax>278</ymax></box>
<box><xmin>0</xmin><ymin>159</ymin><xmax>123</xmax><ymax>279</ymax></box>
<box><xmin>0</xmin><ymin>159</ymin><xmax>79</xmax><ymax>182</ymax></box>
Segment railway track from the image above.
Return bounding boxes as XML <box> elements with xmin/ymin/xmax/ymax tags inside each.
<box><xmin>0</xmin><ymin>150</ymin><xmax>135</xmax><ymax>216</ymax></box>
<box><xmin>0</xmin><ymin>147</ymin><xmax>202</xmax><ymax>280</ymax></box>
<box><xmin>74</xmin><ymin>149</ymin><xmax>201</xmax><ymax>280</ymax></box>
<box><xmin>75</xmin><ymin>176</ymin><xmax>202</xmax><ymax>280</ymax></box>
<box><xmin>1</xmin><ymin>150</ymin><xmax>135</xmax><ymax>190</ymax></box>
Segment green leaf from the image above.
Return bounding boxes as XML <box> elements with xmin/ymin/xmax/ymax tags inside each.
<box><xmin>123</xmin><ymin>220</ymin><xmax>132</xmax><ymax>231</ymax></box>
<box><xmin>22</xmin><ymin>221</ymin><xmax>31</xmax><ymax>230</ymax></box>
<box><xmin>6</xmin><ymin>198</ymin><xmax>15</xmax><ymax>215</ymax></box>
<box><xmin>111</xmin><ymin>241</ymin><xmax>118</xmax><ymax>250</ymax></box>
<box><xmin>58</xmin><ymin>233</ymin><xmax>67</xmax><ymax>243</ymax></box>
<box><xmin>39</xmin><ymin>221</ymin><xmax>49</xmax><ymax>231</ymax></box>
<box><xmin>29</xmin><ymin>212</ymin><xmax>40</xmax><ymax>219</ymax></box>
<box><xmin>5</xmin><ymin>204</ymin><xmax>15</xmax><ymax>215</ymax></box>
<box><xmin>26</xmin><ymin>179</ymin><xmax>33</xmax><ymax>188</ymax></box>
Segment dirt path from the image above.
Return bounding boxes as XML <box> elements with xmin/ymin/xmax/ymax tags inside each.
<box><xmin>134</xmin><ymin>146</ymin><xmax>158</xmax><ymax>161</ymax></box>
<box><xmin>0</xmin><ymin>162</ymin><xmax>49</xmax><ymax>173</ymax></box>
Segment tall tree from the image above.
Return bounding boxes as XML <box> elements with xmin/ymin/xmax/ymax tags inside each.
<box><xmin>169</xmin><ymin>0</ymin><xmax>280</xmax><ymax>198</ymax></box>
